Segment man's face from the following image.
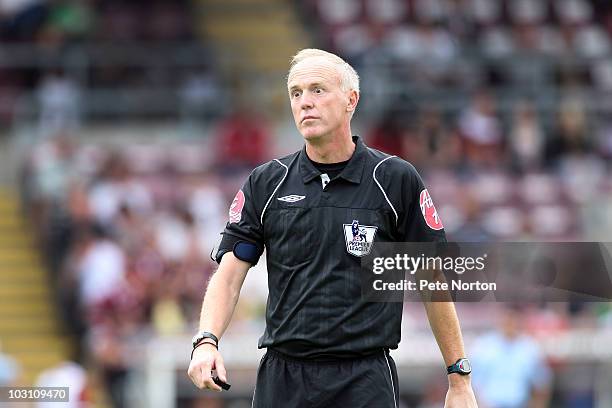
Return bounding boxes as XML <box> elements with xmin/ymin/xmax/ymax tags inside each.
<box><xmin>287</xmin><ymin>57</ymin><xmax>355</xmax><ymax>141</ymax></box>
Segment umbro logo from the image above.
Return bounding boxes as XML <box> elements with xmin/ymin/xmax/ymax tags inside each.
<box><xmin>277</xmin><ymin>195</ymin><xmax>306</xmax><ymax>203</ymax></box>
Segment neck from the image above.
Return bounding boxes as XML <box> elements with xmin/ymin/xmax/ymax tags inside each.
<box><xmin>305</xmin><ymin>130</ymin><xmax>355</xmax><ymax>164</ymax></box>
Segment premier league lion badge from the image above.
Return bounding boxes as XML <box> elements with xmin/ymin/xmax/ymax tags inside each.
<box><xmin>343</xmin><ymin>219</ymin><xmax>378</xmax><ymax>257</ymax></box>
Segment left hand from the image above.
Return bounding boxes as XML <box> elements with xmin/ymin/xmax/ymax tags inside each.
<box><xmin>444</xmin><ymin>377</ymin><xmax>478</xmax><ymax>408</ymax></box>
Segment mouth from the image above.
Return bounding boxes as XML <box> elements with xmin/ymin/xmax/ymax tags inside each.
<box><xmin>301</xmin><ymin>116</ymin><xmax>319</xmax><ymax>123</ymax></box>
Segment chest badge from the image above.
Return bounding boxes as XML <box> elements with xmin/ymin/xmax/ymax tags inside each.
<box><xmin>277</xmin><ymin>194</ymin><xmax>305</xmax><ymax>203</ymax></box>
<box><xmin>343</xmin><ymin>219</ymin><xmax>378</xmax><ymax>257</ymax></box>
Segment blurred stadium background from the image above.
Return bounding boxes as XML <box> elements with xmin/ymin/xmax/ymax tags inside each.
<box><xmin>0</xmin><ymin>0</ymin><xmax>611</xmax><ymax>407</ymax></box>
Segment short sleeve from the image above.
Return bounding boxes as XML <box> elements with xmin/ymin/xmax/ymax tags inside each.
<box><xmin>397</xmin><ymin>165</ymin><xmax>447</xmax><ymax>242</ymax></box>
<box><xmin>214</xmin><ymin>174</ymin><xmax>265</xmax><ymax>265</ymax></box>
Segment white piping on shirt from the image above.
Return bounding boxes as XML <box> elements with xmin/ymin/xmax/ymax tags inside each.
<box><xmin>384</xmin><ymin>350</ymin><xmax>398</xmax><ymax>408</ymax></box>
<box><xmin>260</xmin><ymin>159</ymin><xmax>289</xmax><ymax>225</ymax></box>
<box><xmin>373</xmin><ymin>156</ymin><xmax>398</xmax><ymax>224</ymax></box>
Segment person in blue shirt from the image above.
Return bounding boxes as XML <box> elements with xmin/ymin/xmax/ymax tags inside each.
<box><xmin>471</xmin><ymin>305</ymin><xmax>552</xmax><ymax>408</ymax></box>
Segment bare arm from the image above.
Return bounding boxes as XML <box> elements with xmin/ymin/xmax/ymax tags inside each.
<box><xmin>198</xmin><ymin>252</ymin><xmax>250</xmax><ymax>338</ymax></box>
<box><xmin>187</xmin><ymin>252</ymin><xmax>251</xmax><ymax>391</ymax></box>
<box><xmin>423</xmin><ymin>301</ymin><xmax>467</xmax><ymax>376</ymax></box>
<box><xmin>423</xmin><ymin>301</ymin><xmax>478</xmax><ymax>407</ymax></box>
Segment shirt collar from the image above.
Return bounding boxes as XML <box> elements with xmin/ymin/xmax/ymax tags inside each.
<box><xmin>299</xmin><ymin>135</ymin><xmax>366</xmax><ymax>184</ymax></box>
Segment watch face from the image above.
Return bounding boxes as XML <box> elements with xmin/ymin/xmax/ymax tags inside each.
<box><xmin>458</xmin><ymin>359</ymin><xmax>471</xmax><ymax>373</ymax></box>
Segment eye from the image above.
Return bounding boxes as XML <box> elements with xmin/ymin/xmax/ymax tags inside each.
<box><xmin>291</xmin><ymin>90</ymin><xmax>301</xmax><ymax>98</ymax></box>
<box><xmin>314</xmin><ymin>87</ymin><xmax>323</xmax><ymax>94</ymax></box>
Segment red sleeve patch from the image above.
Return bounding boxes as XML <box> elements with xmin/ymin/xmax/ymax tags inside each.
<box><xmin>419</xmin><ymin>189</ymin><xmax>444</xmax><ymax>230</ymax></box>
<box><xmin>229</xmin><ymin>189</ymin><xmax>245</xmax><ymax>223</ymax></box>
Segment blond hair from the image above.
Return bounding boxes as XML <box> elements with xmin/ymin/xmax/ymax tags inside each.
<box><xmin>288</xmin><ymin>49</ymin><xmax>360</xmax><ymax>93</ymax></box>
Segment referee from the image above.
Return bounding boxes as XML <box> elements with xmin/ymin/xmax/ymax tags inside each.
<box><xmin>188</xmin><ymin>49</ymin><xmax>478</xmax><ymax>408</ymax></box>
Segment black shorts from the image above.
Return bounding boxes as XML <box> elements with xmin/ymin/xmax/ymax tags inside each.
<box><xmin>252</xmin><ymin>348</ymin><xmax>400</xmax><ymax>408</ymax></box>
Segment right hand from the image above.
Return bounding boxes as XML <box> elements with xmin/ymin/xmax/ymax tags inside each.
<box><xmin>187</xmin><ymin>342</ymin><xmax>227</xmax><ymax>392</ymax></box>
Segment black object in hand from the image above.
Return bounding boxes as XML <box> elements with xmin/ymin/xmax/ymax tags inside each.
<box><xmin>213</xmin><ymin>376</ymin><xmax>231</xmax><ymax>391</ymax></box>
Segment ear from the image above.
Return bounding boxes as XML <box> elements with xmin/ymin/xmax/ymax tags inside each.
<box><xmin>347</xmin><ymin>90</ymin><xmax>359</xmax><ymax>113</ymax></box>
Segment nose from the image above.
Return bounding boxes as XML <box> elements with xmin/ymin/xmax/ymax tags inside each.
<box><xmin>300</xmin><ymin>92</ymin><xmax>314</xmax><ymax>110</ymax></box>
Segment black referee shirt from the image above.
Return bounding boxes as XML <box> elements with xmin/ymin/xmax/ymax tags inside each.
<box><xmin>216</xmin><ymin>136</ymin><xmax>446</xmax><ymax>359</ymax></box>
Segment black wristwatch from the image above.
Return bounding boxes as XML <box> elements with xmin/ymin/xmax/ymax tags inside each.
<box><xmin>191</xmin><ymin>331</ymin><xmax>219</xmax><ymax>348</ymax></box>
<box><xmin>447</xmin><ymin>358</ymin><xmax>472</xmax><ymax>376</ymax></box>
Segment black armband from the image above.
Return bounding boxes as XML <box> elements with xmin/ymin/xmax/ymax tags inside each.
<box><xmin>215</xmin><ymin>233</ymin><xmax>263</xmax><ymax>265</ymax></box>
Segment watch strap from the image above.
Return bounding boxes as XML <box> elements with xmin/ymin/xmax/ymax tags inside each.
<box><xmin>193</xmin><ymin>331</ymin><xmax>219</xmax><ymax>348</ymax></box>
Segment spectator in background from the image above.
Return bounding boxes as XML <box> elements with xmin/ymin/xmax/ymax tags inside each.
<box><xmin>412</xmin><ymin>6</ymin><xmax>458</xmax><ymax>77</ymax></box>
<box><xmin>504</xmin><ymin>21</ymin><xmax>553</xmax><ymax>89</ymax></box>
<box><xmin>364</xmin><ymin>0</ymin><xmax>406</xmax><ymax>26</ymax></box>
<box><xmin>458</xmin><ymin>89</ymin><xmax>504</xmax><ymax>168</ymax></box>
<box><xmin>508</xmin><ymin>0</ymin><xmax>545</xmax><ymax>28</ymax></box>
<box><xmin>87</xmin><ymin>152</ymin><xmax>152</xmax><ymax>225</ymax></box>
<box><xmin>329</xmin><ymin>20</ymin><xmax>383</xmax><ymax>64</ymax></box>
<box><xmin>555</xmin><ymin>0</ymin><xmax>610</xmax><ymax>59</ymax></box>
<box><xmin>26</xmin><ymin>134</ymin><xmax>77</xmax><ymax>235</ymax></box>
<box><xmin>37</xmin><ymin>70</ymin><xmax>81</xmax><ymax>139</ymax></box>
<box><xmin>0</xmin><ymin>0</ymin><xmax>48</xmax><ymax>41</ymax></box>
<box><xmin>471</xmin><ymin>305</ymin><xmax>552</xmax><ymax>408</ymax></box>
<box><xmin>37</xmin><ymin>0</ymin><xmax>93</xmax><ymax>47</ymax></box>
<box><xmin>22</xmin><ymin>135</ymin><xmax>84</xmax><ymax>284</ymax></box>
<box><xmin>0</xmin><ymin>341</ymin><xmax>20</xmax><ymax>386</ymax></box>
<box><xmin>188</xmin><ymin>177</ymin><xmax>227</xmax><ymax>257</ymax></box>
<box><xmin>154</xmin><ymin>205</ymin><xmax>201</xmax><ymax>264</ymax></box>
<box><xmin>366</xmin><ymin>109</ymin><xmax>410</xmax><ymax>158</ymax></box>
<box><xmin>413</xmin><ymin>0</ymin><xmax>447</xmax><ymax>23</ymax></box>
<box><xmin>68</xmin><ymin>224</ymin><xmax>126</xmax><ymax>320</ymax></box>
<box><xmin>316</xmin><ymin>0</ymin><xmax>360</xmax><ymax>27</ymax></box>
<box><xmin>215</xmin><ymin>108</ymin><xmax>271</xmax><ymax>173</ymax></box>
<box><xmin>113</xmin><ymin>204</ymin><xmax>149</xmax><ymax>257</ymax></box>
<box><xmin>414</xmin><ymin>105</ymin><xmax>461</xmax><ymax>171</ymax></box>
<box><xmin>386</xmin><ymin>19</ymin><xmax>457</xmax><ymax>86</ymax></box>
<box><xmin>443</xmin><ymin>0</ymin><xmax>477</xmax><ymax>42</ymax></box>
<box><xmin>28</xmin><ymin>133</ymin><xmax>76</xmax><ymax>203</ymax></box>
<box><xmin>447</xmin><ymin>192</ymin><xmax>493</xmax><ymax>242</ymax></box>
<box><xmin>88</xmin><ymin>313</ymin><xmax>130</xmax><ymax>408</ymax></box>
<box><xmin>479</xmin><ymin>23</ymin><xmax>514</xmax><ymax>59</ymax></box>
<box><xmin>179</xmin><ymin>67</ymin><xmax>226</xmax><ymax>131</ymax></box>
<box><xmin>469</xmin><ymin>0</ymin><xmax>502</xmax><ymax>24</ymax></box>
<box><xmin>35</xmin><ymin>360</ymin><xmax>91</xmax><ymax>408</ymax></box>
<box><xmin>545</xmin><ymin>97</ymin><xmax>593</xmax><ymax>168</ymax></box>
<box><xmin>151</xmin><ymin>269</ymin><xmax>187</xmax><ymax>336</ymax></box>
<box><xmin>509</xmin><ymin>100</ymin><xmax>544</xmax><ymax>172</ymax></box>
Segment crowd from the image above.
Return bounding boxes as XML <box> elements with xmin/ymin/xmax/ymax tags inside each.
<box><xmin>8</xmin><ymin>0</ymin><xmax>612</xmax><ymax>406</ymax></box>
<box><xmin>364</xmin><ymin>90</ymin><xmax>612</xmax><ymax>241</ymax></box>
<box><xmin>305</xmin><ymin>0</ymin><xmax>612</xmax><ymax>85</ymax></box>
<box><xmin>0</xmin><ymin>0</ymin><xmax>216</xmax><ymax>128</ymax></box>
<box><xmin>0</xmin><ymin>0</ymin><xmax>194</xmax><ymax>45</ymax></box>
